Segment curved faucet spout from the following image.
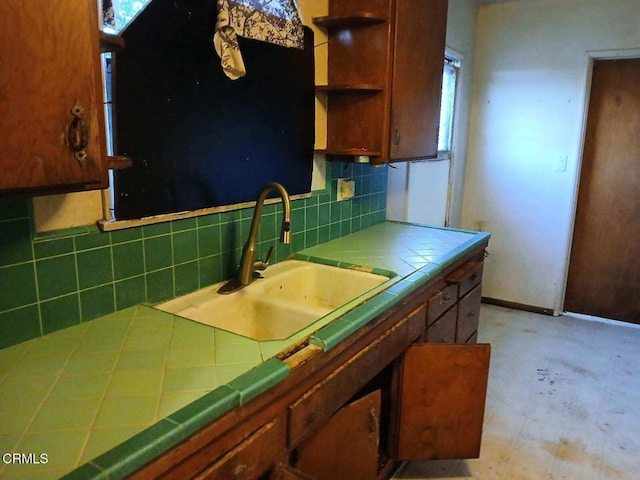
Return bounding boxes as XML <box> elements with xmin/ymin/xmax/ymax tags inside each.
<box><xmin>218</xmin><ymin>182</ymin><xmax>291</xmax><ymax>294</ymax></box>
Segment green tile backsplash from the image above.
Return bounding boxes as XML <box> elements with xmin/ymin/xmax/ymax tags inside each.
<box><xmin>0</xmin><ymin>162</ymin><xmax>387</xmax><ymax>349</ymax></box>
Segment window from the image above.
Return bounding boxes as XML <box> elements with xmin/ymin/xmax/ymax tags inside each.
<box><xmin>101</xmin><ymin>0</ymin><xmax>152</xmax><ymax>219</ymax></box>
<box><xmin>102</xmin><ymin>0</ymin><xmax>151</xmax><ymax>34</ymax></box>
<box><xmin>437</xmin><ymin>56</ymin><xmax>460</xmax><ymax>156</ymax></box>
<box><xmin>99</xmin><ymin>0</ymin><xmax>314</xmax><ymax>223</ymax></box>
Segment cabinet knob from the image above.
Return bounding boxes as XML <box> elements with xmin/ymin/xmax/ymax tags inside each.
<box><xmin>67</xmin><ymin>99</ymin><xmax>89</xmax><ymax>163</ymax></box>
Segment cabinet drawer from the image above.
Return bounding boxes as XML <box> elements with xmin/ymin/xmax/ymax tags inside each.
<box><xmin>288</xmin><ymin>304</ymin><xmax>425</xmax><ymax>447</ymax></box>
<box><xmin>426</xmin><ymin>307</ymin><xmax>456</xmax><ymax>343</ymax></box>
<box><xmin>446</xmin><ymin>260</ymin><xmax>483</xmax><ymax>298</ymax></box>
<box><xmin>196</xmin><ymin>415</ymin><xmax>286</xmax><ymax>480</ymax></box>
<box><xmin>456</xmin><ymin>285</ymin><xmax>482</xmax><ymax>343</ymax></box>
<box><xmin>427</xmin><ymin>284</ymin><xmax>457</xmax><ymax>323</ymax></box>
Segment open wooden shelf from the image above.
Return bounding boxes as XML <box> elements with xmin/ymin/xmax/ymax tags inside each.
<box><xmin>107</xmin><ymin>155</ymin><xmax>133</xmax><ymax>170</ymax></box>
<box><xmin>100</xmin><ymin>32</ymin><xmax>124</xmax><ymax>53</ymax></box>
<box><xmin>316</xmin><ymin>84</ymin><xmax>384</xmax><ymax>93</ymax></box>
<box><xmin>313</xmin><ymin>12</ymin><xmax>386</xmax><ymax>29</ymax></box>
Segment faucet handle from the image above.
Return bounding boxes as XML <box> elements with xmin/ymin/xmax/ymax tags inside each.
<box><xmin>254</xmin><ymin>246</ymin><xmax>275</xmax><ymax>272</ymax></box>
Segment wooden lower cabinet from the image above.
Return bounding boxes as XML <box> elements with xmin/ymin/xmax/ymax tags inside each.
<box><xmin>130</xmin><ymin>245</ymin><xmax>489</xmax><ymax>480</ymax></box>
<box><xmin>425</xmin><ymin>258</ymin><xmax>484</xmax><ymax>345</ymax></box>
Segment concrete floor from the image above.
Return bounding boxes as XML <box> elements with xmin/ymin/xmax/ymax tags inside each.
<box><xmin>393</xmin><ymin>304</ymin><xmax>640</xmax><ymax>480</ymax></box>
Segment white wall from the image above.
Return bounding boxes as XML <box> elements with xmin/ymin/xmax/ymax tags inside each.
<box><xmin>387</xmin><ymin>0</ymin><xmax>478</xmax><ymax>226</ymax></box>
<box><xmin>462</xmin><ymin>0</ymin><xmax>640</xmax><ymax>312</ymax></box>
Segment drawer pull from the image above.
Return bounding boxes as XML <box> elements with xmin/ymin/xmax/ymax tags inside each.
<box><xmin>67</xmin><ymin>99</ymin><xmax>89</xmax><ymax>163</ymax></box>
<box><xmin>440</xmin><ymin>296</ymin><xmax>451</xmax><ymax>305</ymax></box>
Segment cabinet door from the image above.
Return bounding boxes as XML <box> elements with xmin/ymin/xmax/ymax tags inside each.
<box><xmin>0</xmin><ymin>0</ymin><xmax>108</xmax><ymax>194</ymax></box>
<box><xmin>395</xmin><ymin>343</ymin><xmax>490</xmax><ymax>460</ymax></box>
<box><xmin>389</xmin><ymin>0</ymin><xmax>448</xmax><ymax>160</ymax></box>
<box><xmin>195</xmin><ymin>417</ymin><xmax>287</xmax><ymax>480</ymax></box>
<box><xmin>295</xmin><ymin>390</ymin><xmax>381</xmax><ymax>480</ymax></box>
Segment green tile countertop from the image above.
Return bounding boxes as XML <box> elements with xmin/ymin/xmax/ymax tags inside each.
<box><xmin>0</xmin><ymin>221</ymin><xmax>489</xmax><ymax>479</ymax></box>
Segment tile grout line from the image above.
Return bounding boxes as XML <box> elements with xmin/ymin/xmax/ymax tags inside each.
<box><xmin>9</xmin><ymin>333</ymin><xmax>85</xmax><ymax>473</ymax></box>
<box><xmin>74</xmin><ymin>306</ymin><xmax>139</xmax><ymax>470</ymax></box>
<box><xmin>153</xmin><ymin>313</ymin><xmax>176</xmax><ymax>423</ymax></box>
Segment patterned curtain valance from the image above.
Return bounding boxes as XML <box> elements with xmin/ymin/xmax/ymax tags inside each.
<box><xmin>214</xmin><ymin>0</ymin><xmax>304</xmax><ymax>80</ymax></box>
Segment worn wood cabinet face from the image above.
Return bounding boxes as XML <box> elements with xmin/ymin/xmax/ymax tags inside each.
<box><xmin>196</xmin><ymin>415</ymin><xmax>287</xmax><ymax>480</ymax></box>
<box><xmin>395</xmin><ymin>343</ymin><xmax>491</xmax><ymax>460</ymax></box>
<box><xmin>295</xmin><ymin>390</ymin><xmax>381</xmax><ymax>480</ymax></box>
<box><xmin>425</xmin><ymin>307</ymin><xmax>457</xmax><ymax>343</ymax></box>
<box><xmin>0</xmin><ymin>0</ymin><xmax>108</xmax><ymax>195</ymax></box>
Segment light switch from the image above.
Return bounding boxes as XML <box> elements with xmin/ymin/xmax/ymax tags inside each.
<box><xmin>554</xmin><ymin>155</ymin><xmax>568</xmax><ymax>172</ymax></box>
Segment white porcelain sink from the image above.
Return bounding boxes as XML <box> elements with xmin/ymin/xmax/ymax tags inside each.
<box><xmin>154</xmin><ymin>260</ymin><xmax>389</xmax><ymax>341</ymax></box>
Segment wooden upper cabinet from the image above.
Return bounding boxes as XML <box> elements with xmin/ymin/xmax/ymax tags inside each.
<box><xmin>394</xmin><ymin>343</ymin><xmax>491</xmax><ymax>460</ymax></box>
<box><xmin>0</xmin><ymin>0</ymin><xmax>108</xmax><ymax>195</ymax></box>
<box><xmin>390</xmin><ymin>0</ymin><xmax>448</xmax><ymax>161</ymax></box>
<box><xmin>314</xmin><ymin>0</ymin><xmax>448</xmax><ymax>164</ymax></box>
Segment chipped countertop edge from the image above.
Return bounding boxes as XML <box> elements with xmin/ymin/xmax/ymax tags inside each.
<box><xmin>4</xmin><ymin>222</ymin><xmax>489</xmax><ymax>480</ymax></box>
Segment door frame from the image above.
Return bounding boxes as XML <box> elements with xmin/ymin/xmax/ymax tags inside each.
<box><xmin>559</xmin><ymin>48</ymin><xmax>640</xmax><ymax>316</ymax></box>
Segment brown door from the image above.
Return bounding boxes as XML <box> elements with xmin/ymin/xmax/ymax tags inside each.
<box><xmin>565</xmin><ymin>59</ymin><xmax>640</xmax><ymax>324</ymax></box>
<box><xmin>394</xmin><ymin>343</ymin><xmax>491</xmax><ymax>460</ymax></box>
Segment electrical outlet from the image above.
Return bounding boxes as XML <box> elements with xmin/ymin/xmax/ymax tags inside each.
<box><xmin>337</xmin><ymin>178</ymin><xmax>355</xmax><ymax>201</ymax></box>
